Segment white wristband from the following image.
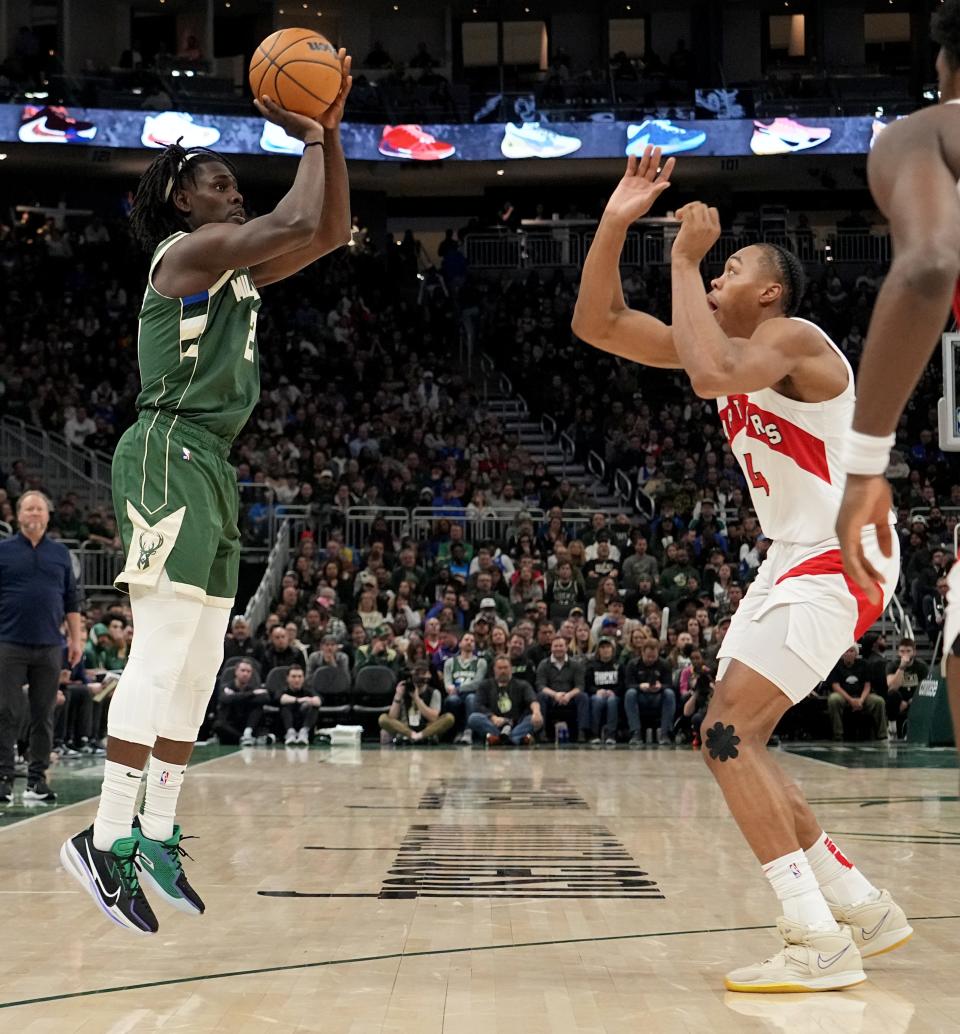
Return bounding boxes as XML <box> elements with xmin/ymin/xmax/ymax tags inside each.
<box><xmin>842</xmin><ymin>429</ymin><xmax>895</xmax><ymax>477</ymax></box>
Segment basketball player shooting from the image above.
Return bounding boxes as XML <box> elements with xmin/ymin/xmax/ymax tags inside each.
<box><xmin>836</xmin><ymin>1</ymin><xmax>960</xmax><ymax>751</ymax></box>
<box><xmin>574</xmin><ymin>147</ymin><xmax>912</xmax><ymax>992</ymax></box>
<box><xmin>59</xmin><ymin>55</ymin><xmax>353</xmax><ymax>934</ymax></box>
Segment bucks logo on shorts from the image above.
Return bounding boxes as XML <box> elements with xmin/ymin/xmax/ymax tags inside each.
<box><xmin>137</xmin><ymin>530</ymin><xmax>164</xmax><ymax>571</ymax></box>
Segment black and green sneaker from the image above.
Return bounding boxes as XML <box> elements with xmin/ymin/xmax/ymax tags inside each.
<box><xmin>60</xmin><ymin>826</ymin><xmax>159</xmax><ymax>935</ymax></box>
<box><xmin>132</xmin><ymin>817</ymin><xmax>205</xmax><ymax>915</ymax></box>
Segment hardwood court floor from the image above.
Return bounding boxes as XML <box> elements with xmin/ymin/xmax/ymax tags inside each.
<box><xmin>0</xmin><ymin>742</ymin><xmax>958</xmax><ymax>1033</ymax></box>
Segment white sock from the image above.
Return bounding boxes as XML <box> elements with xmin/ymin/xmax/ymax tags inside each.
<box><xmin>763</xmin><ymin>849</ymin><xmax>838</xmax><ymax>930</ymax></box>
<box><xmin>139</xmin><ymin>756</ymin><xmax>187</xmax><ymax>843</ymax></box>
<box><xmin>805</xmin><ymin>831</ymin><xmax>879</xmax><ymax>907</ymax></box>
<box><xmin>93</xmin><ymin>760</ymin><xmax>143</xmax><ymax>851</ymax></box>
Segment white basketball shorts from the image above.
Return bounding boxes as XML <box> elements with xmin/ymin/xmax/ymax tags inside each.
<box><xmin>942</xmin><ymin>559</ymin><xmax>960</xmax><ymax>675</ymax></box>
<box><xmin>717</xmin><ymin>527</ymin><xmax>900</xmax><ymax>704</ymax></box>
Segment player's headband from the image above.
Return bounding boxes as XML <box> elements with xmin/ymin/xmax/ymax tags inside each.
<box><xmin>163</xmin><ymin>148</ymin><xmax>200</xmax><ymax>201</ymax></box>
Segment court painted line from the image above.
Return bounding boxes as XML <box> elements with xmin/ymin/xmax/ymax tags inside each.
<box><xmin>2</xmin><ymin>914</ymin><xmax>958</xmax><ymax>1011</ymax></box>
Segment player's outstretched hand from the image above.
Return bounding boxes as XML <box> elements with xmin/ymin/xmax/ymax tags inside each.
<box><xmin>672</xmin><ymin>201</ymin><xmax>721</xmax><ymax>264</ymax></box>
<box><xmin>319</xmin><ymin>49</ymin><xmax>353</xmax><ymax>131</ymax></box>
<box><xmin>835</xmin><ymin>473</ymin><xmax>893</xmax><ymax>605</ymax></box>
<box><xmin>254</xmin><ymin>94</ymin><xmax>324</xmax><ymax>143</ymax></box>
<box><xmin>602</xmin><ymin>146</ymin><xmax>676</xmax><ymax>228</ymax></box>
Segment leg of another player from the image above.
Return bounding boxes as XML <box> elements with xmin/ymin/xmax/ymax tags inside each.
<box><xmin>947</xmin><ymin>656</ymin><xmax>960</xmax><ymax>769</ymax></box>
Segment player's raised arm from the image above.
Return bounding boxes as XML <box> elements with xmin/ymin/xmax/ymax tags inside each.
<box><xmin>852</xmin><ymin>112</ymin><xmax>960</xmax><ymax>438</ymax></box>
<box><xmin>669</xmin><ymin>204</ymin><xmax>830</xmax><ymax>398</ymax></box>
<box><xmin>571</xmin><ymin>147</ymin><xmax>682</xmax><ymax>369</ymax></box>
<box><xmin>138</xmin><ymin>102</ymin><xmax>329</xmax><ymax>297</ymax></box>
<box><xmin>249</xmin><ymin>50</ymin><xmax>355</xmax><ymax>287</ymax></box>
<box><xmin>836</xmin><ymin>111</ymin><xmax>960</xmax><ymax>598</ymax></box>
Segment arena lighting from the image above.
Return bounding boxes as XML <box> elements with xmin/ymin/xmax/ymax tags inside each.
<box><xmin>496</xmin><ymin>168</ymin><xmax>504</xmax><ymax>175</ymax></box>
<box><xmin>0</xmin><ymin>154</ymin><xmax>7</xmax><ymax>161</ymax></box>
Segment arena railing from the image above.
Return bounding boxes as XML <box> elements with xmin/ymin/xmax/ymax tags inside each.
<box><xmin>74</xmin><ymin>543</ymin><xmax>124</xmax><ymax>595</ymax></box>
<box><xmin>344</xmin><ymin>506</ymin><xmax>411</xmax><ymax>553</ymax></box>
<box><xmin>467</xmin><ymin>227</ymin><xmax>892</xmax><ymax>271</ymax></box>
<box><xmin>0</xmin><ymin>416</ymin><xmax>113</xmax><ymax>507</ymax></box>
<box><xmin>243</xmin><ymin>515</ymin><xmax>312</xmax><ymax>634</ymax></box>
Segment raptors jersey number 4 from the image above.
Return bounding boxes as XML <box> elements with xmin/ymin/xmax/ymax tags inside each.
<box><xmin>718</xmin><ymin>317</ymin><xmax>857</xmax><ymax>546</ymax></box>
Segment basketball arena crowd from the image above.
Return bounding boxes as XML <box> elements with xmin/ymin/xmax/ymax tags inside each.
<box><xmin>0</xmin><ymin>200</ymin><xmax>953</xmax><ymax>757</ymax></box>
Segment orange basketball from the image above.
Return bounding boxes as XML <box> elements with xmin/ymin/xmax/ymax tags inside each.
<box><xmin>249</xmin><ymin>28</ymin><xmax>342</xmax><ymax>118</ymax></box>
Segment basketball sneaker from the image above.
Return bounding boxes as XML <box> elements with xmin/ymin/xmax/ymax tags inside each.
<box><xmin>260</xmin><ymin>119</ymin><xmax>304</xmax><ymax>155</ymax></box>
<box><xmin>750</xmin><ymin>117</ymin><xmax>831</xmax><ymax>155</ymax></box>
<box><xmin>379</xmin><ymin>124</ymin><xmax>455</xmax><ymax>160</ymax></box>
<box><xmin>23</xmin><ymin>779</ymin><xmax>57</xmax><ymax>802</ymax></box>
<box><xmin>131</xmin><ymin>817</ymin><xmax>205</xmax><ymax>915</ymax></box>
<box><xmin>60</xmin><ymin>826</ymin><xmax>159</xmax><ymax>934</ymax></box>
<box><xmin>18</xmin><ymin>105</ymin><xmax>97</xmax><ymax>143</ymax></box>
<box><xmin>141</xmin><ymin>111</ymin><xmax>220</xmax><ymax>149</ymax></box>
<box><xmin>828</xmin><ymin>890</ymin><xmax>912</xmax><ymax>958</ymax></box>
<box><xmin>625</xmin><ymin>119</ymin><xmax>706</xmax><ymax>156</ymax></box>
<box><xmin>500</xmin><ymin>121</ymin><xmax>581</xmax><ymax>159</ymax></box>
<box><xmin>724</xmin><ymin>918</ymin><xmax>865</xmax><ymax>993</ymax></box>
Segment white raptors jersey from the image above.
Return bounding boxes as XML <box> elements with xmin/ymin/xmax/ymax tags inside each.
<box><xmin>717</xmin><ymin>318</ymin><xmax>855</xmax><ymax>546</ymax></box>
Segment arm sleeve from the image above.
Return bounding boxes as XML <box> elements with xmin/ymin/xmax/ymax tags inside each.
<box><xmin>519</xmin><ymin>679</ymin><xmax>536</xmax><ymax>707</ymax></box>
<box><xmin>473</xmin><ymin>680</ymin><xmax>493</xmax><ymax>715</ymax></box>
<box><xmin>535</xmin><ymin>659</ymin><xmax>550</xmax><ymax>691</ymax></box>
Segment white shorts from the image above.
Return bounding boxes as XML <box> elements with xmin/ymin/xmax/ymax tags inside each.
<box><xmin>717</xmin><ymin>527</ymin><xmax>900</xmax><ymax>704</ymax></box>
<box><xmin>943</xmin><ymin>561</ymin><xmax>960</xmax><ymax>675</ymax></box>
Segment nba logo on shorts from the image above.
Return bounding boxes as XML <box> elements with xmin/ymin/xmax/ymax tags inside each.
<box><xmin>788</xmin><ymin>862</ymin><xmax>802</xmax><ymax>879</ymax></box>
<box><xmin>160</xmin><ymin>770</ymin><xmax>170</xmax><ymax>785</ymax></box>
<box><xmin>182</xmin><ymin>447</ymin><xmax>192</xmax><ymax>462</ymax></box>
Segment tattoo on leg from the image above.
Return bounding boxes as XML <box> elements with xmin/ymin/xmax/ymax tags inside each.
<box><xmin>706</xmin><ymin>721</ymin><xmax>741</xmax><ymax>761</ymax></box>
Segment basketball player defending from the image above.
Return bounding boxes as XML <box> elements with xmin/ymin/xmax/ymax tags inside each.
<box><xmin>574</xmin><ymin>147</ymin><xmax>912</xmax><ymax>992</ymax></box>
<box><xmin>60</xmin><ymin>57</ymin><xmax>353</xmax><ymax>934</ymax></box>
<box><xmin>836</xmin><ymin>1</ymin><xmax>960</xmax><ymax>753</ymax></box>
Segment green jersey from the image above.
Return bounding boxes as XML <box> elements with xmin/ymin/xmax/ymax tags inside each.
<box><xmin>136</xmin><ymin>231</ymin><xmax>261</xmax><ymax>442</ymax></box>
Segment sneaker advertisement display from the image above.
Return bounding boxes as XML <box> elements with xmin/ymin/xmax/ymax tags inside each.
<box><xmin>0</xmin><ymin>102</ymin><xmax>892</xmax><ymax>159</ymax></box>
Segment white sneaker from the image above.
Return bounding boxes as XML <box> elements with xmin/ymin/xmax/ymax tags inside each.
<box><xmin>240</xmin><ymin>728</ymin><xmax>255</xmax><ymax>747</ymax></box>
<box><xmin>296</xmin><ymin>727</ymin><xmax>310</xmax><ymax>745</ymax></box>
<box><xmin>285</xmin><ymin>728</ymin><xmax>297</xmax><ymax>746</ymax></box>
<box><xmin>829</xmin><ymin>890</ymin><xmax>913</xmax><ymax>959</ymax></box>
<box><xmin>260</xmin><ymin>120</ymin><xmax>304</xmax><ymax>155</ymax></box>
<box><xmin>456</xmin><ymin>729</ymin><xmax>473</xmax><ymax>745</ymax></box>
<box><xmin>141</xmin><ymin>111</ymin><xmax>220</xmax><ymax>149</ymax></box>
<box><xmin>725</xmin><ymin>918</ymin><xmax>865</xmax><ymax>993</ymax></box>
<box><xmin>500</xmin><ymin>122</ymin><xmax>581</xmax><ymax>159</ymax></box>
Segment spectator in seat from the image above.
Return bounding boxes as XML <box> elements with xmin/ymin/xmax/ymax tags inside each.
<box><xmin>624</xmin><ymin>639</ymin><xmax>675</xmax><ymax>746</ymax></box>
<box><xmin>306</xmin><ymin>634</ymin><xmax>350</xmax><ymax>678</ymax></box>
<box><xmin>524</xmin><ymin>620</ymin><xmax>556</xmax><ymax>668</ymax></box>
<box><xmin>390</xmin><ymin>546</ymin><xmax>426</xmax><ymax>594</ymax></box>
<box><xmin>588</xmin><ymin>575</ymin><xmax>621</xmax><ymax>624</ymax></box>
<box><xmin>354</xmin><ymin>625</ymin><xmax>401</xmax><ymax>674</ymax></box>
<box><xmin>545</xmin><ymin>560</ymin><xmax>585</xmax><ymax>622</ymax></box>
<box><xmin>256</xmin><ymin>625</ymin><xmax>305</xmax><ymax>672</ymax></box>
<box><xmin>584</xmin><ymin>636</ymin><xmax>622</xmax><ymax>744</ymax></box>
<box><xmin>443</xmin><ymin>631</ymin><xmax>487</xmax><ymax>744</ymax></box>
<box><xmin>64</xmin><ymin>405</ymin><xmax>96</xmax><ymax>447</ymax></box>
<box><xmin>827</xmin><ymin>647</ymin><xmax>886</xmax><ymax>741</ymax></box>
<box><xmin>473</xmin><ymin>596</ymin><xmax>509</xmax><ymax>634</ymax></box>
<box><xmin>590</xmin><ymin>598</ymin><xmax>629</xmax><ymax>643</ymax></box>
<box><xmin>583</xmin><ymin>537</ymin><xmax>621</xmax><ymax>590</ymax></box>
<box><xmin>215</xmin><ymin>660</ymin><xmax>270</xmax><ymax>746</ymax></box>
<box><xmin>469</xmin><ymin>656</ymin><xmax>543</xmax><ymax>746</ymax></box>
<box><xmin>223</xmin><ymin>615</ymin><xmax>257</xmax><ymax>663</ymax></box>
<box><xmin>379</xmin><ymin>661</ymin><xmax>454</xmax><ymax>744</ymax></box>
<box><xmin>922</xmin><ymin>576</ymin><xmax>949</xmax><ymax>639</ymax></box>
<box><xmin>622</xmin><ymin>535</ymin><xmax>658</xmax><ymax>590</ymax></box>
<box><xmin>658</xmin><ymin>546</ymin><xmax>699</xmax><ymax>605</ymax></box>
<box><xmin>470</xmin><ymin>571</ymin><xmax>512</xmax><ymax>624</ymax></box>
<box><xmin>315</xmin><ymin>591</ymin><xmax>348</xmax><ymax>640</ymax></box>
<box><xmin>536</xmin><ymin>635</ymin><xmax>589</xmax><ymax>741</ymax></box>
<box><xmin>275</xmin><ymin>666</ymin><xmax>320</xmax><ymax>746</ymax></box>
<box><xmin>885</xmin><ymin>638</ymin><xmax>928</xmax><ymax>739</ymax></box>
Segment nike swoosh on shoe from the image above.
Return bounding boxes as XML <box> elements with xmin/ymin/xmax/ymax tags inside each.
<box><xmin>85</xmin><ymin>841</ymin><xmax>122</xmax><ymax>908</ymax></box>
<box><xmin>860</xmin><ymin>910</ymin><xmax>890</xmax><ymax>941</ymax></box>
<box><xmin>817</xmin><ymin>944</ymin><xmax>851</xmax><ymax>969</ymax></box>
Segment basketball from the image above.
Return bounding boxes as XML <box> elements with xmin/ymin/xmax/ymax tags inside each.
<box><xmin>249</xmin><ymin>28</ymin><xmax>342</xmax><ymax>118</ymax></box>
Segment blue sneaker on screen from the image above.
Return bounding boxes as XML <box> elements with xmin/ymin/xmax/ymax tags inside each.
<box><xmin>625</xmin><ymin>120</ymin><xmax>706</xmax><ymax>156</ymax></box>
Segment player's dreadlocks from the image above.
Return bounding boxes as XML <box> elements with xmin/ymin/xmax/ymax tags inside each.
<box><xmin>932</xmin><ymin>0</ymin><xmax>960</xmax><ymax>70</ymax></box>
<box><xmin>757</xmin><ymin>242</ymin><xmax>806</xmax><ymax>317</ymax></box>
<box><xmin>129</xmin><ymin>142</ymin><xmax>238</xmax><ymax>253</ymax></box>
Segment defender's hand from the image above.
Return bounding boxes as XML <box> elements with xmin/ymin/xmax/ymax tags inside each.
<box><xmin>602</xmin><ymin>146</ymin><xmax>676</xmax><ymax>228</ymax></box>
<box><xmin>672</xmin><ymin>202</ymin><xmax>721</xmax><ymax>264</ymax></box>
<box><xmin>836</xmin><ymin>474</ymin><xmax>893</xmax><ymax>605</ymax></box>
